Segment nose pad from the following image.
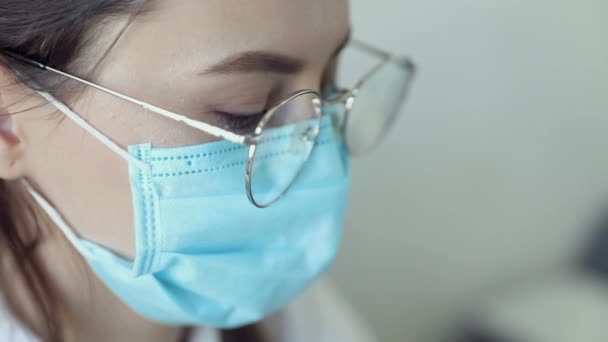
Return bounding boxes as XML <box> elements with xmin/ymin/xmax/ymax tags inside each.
<box><xmin>288</xmin><ymin>121</ymin><xmax>310</xmax><ymax>155</ymax></box>
<box><xmin>300</xmin><ymin>126</ymin><xmax>316</xmax><ymax>143</ymax></box>
<box><xmin>324</xmin><ymin>103</ymin><xmax>347</xmax><ymax>138</ymax></box>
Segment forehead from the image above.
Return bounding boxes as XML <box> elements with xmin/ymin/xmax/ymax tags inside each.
<box><xmin>96</xmin><ymin>0</ymin><xmax>350</xmax><ymax>88</ymax></box>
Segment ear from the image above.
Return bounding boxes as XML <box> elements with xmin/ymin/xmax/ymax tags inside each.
<box><xmin>0</xmin><ymin>64</ymin><xmax>27</xmax><ymax>180</ymax></box>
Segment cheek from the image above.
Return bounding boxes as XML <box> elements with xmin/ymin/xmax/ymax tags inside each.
<box><xmin>25</xmin><ymin>100</ymin><xmax>138</xmax><ymax>259</ymax></box>
<box><xmin>26</xmin><ymin>89</ymin><xmax>223</xmax><ymax>260</ymax></box>
<box><xmin>89</xmin><ymin>85</ymin><xmax>221</xmax><ymax>148</ymax></box>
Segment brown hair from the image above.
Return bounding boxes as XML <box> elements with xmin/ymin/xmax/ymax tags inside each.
<box><xmin>0</xmin><ymin>2</ymin><xmax>263</xmax><ymax>341</ymax></box>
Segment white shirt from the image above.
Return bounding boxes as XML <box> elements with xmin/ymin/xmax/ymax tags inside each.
<box><xmin>0</xmin><ymin>277</ymin><xmax>378</xmax><ymax>342</ymax></box>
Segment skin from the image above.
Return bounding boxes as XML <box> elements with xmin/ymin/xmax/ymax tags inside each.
<box><xmin>0</xmin><ymin>1</ymin><xmax>350</xmax><ymax>341</ymax></box>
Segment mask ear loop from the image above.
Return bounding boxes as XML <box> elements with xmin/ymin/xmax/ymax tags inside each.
<box><xmin>21</xmin><ymin>178</ymin><xmax>90</xmax><ymax>258</ymax></box>
<box><xmin>35</xmin><ymin>90</ymin><xmax>150</xmax><ymax>172</ymax></box>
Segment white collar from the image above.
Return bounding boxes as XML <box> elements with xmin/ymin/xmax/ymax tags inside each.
<box><xmin>189</xmin><ymin>327</ymin><xmax>221</xmax><ymax>342</ymax></box>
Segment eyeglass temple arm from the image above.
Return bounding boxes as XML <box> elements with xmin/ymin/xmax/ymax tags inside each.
<box><xmin>350</xmin><ymin>39</ymin><xmax>417</xmax><ymax>74</ymax></box>
<box><xmin>1</xmin><ymin>50</ymin><xmax>253</xmax><ymax>145</ymax></box>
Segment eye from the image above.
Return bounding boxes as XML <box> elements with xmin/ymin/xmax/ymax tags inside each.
<box><xmin>213</xmin><ymin>110</ymin><xmax>266</xmax><ymax>133</ymax></box>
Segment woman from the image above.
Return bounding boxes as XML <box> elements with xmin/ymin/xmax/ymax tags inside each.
<box><xmin>0</xmin><ymin>1</ymin><xmax>415</xmax><ymax>341</ymax></box>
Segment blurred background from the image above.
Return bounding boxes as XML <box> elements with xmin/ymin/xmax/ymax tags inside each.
<box><xmin>329</xmin><ymin>0</ymin><xmax>608</xmax><ymax>341</ymax></box>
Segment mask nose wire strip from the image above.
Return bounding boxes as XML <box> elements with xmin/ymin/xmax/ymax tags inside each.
<box><xmin>35</xmin><ymin>90</ymin><xmax>150</xmax><ymax>172</ymax></box>
<box><xmin>20</xmin><ymin>178</ymin><xmax>90</xmax><ymax>257</ymax></box>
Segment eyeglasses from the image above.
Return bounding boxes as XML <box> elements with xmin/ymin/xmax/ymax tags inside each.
<box><xmin>4</xmin><ymin>39</ymin><xmax>416</xmax><ymax>208</ymax></box>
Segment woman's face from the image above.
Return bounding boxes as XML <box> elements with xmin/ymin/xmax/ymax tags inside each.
<box><xmin>1</xmin><ymin>0</ymin><xmax>351</xmax><ymax>258</ymax></box>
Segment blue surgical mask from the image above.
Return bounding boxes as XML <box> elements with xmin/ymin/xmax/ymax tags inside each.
<box><xmin>23</xmin><ymin>91</ymin><xmax>351</xmax><ymax>328</ymax></box>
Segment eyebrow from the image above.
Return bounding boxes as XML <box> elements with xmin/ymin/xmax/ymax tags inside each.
<box><xmin>200</xmin><ymin>29</ymin><xmax>352</xmax><ymax>76</ymax></box>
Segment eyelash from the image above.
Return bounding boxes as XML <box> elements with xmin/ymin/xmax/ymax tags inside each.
<box><xmin>213</xmin><ymin>110</ymin><xmax>266</xmax><ymax>132</ymax></box>
<box><xmin>215</xmin><ymin>72</ymin><xmax>339</xmax><ymax>133</ymax></box>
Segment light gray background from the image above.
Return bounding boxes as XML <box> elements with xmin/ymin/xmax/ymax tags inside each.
<box><xmin>329</xmin><ymin>1</ymin><xmax>608</xmax><ymax>341</ymax></box>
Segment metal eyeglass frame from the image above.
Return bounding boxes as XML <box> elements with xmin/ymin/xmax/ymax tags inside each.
<box><xmin>3</xmin><ymin>38</ymin><xmax>417</xmax><ymax>208</ymax></box>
